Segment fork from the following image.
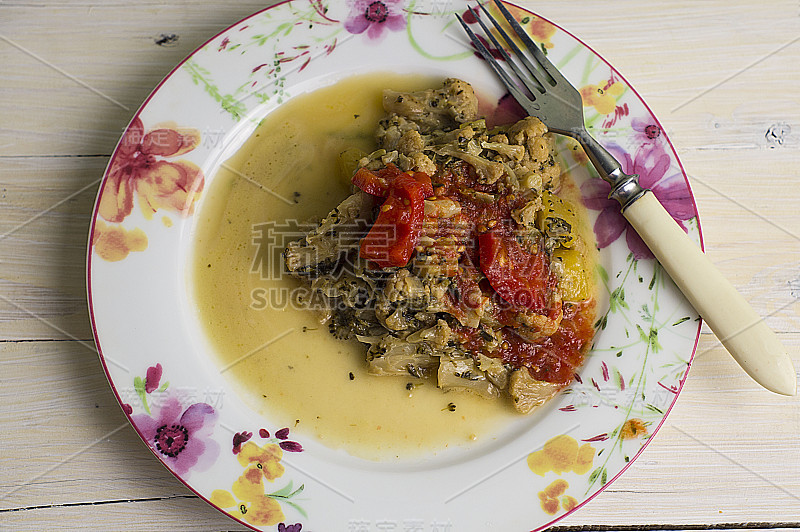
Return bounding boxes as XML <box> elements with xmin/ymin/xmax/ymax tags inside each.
<box><xmin>458</xmin><ymin>1</ymin><xmax>796</xmax><ymax>396</ymax></box>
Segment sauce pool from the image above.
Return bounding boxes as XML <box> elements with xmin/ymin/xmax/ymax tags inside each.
<box><xmin>192</xmin><ymin>74</ymin><xmax>527</xmax><ymax>461</ymax></box>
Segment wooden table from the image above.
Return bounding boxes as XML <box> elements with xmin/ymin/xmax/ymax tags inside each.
<box><xmin>2</xmin><ymin>1</ymin><xmax>799</xmax><ymax>530</ymax></box>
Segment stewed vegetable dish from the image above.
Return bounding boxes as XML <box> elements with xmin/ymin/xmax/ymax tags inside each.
<box><xmin>284</xmin><ymin>79</ymin><xmax>595</xmax><ymax>414</ymax></box>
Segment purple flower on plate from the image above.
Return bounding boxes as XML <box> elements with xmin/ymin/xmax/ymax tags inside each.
<box><xmin>581</xmin><ymin>143</ymin><xmax>695</xmax><ymax>260</ymax></box>
<box><xmin>132</xmin><ymin>395</ymin><xmax>219</xmax><ymax>477</ymax></box>
<box><xmin>344</xmin><ymin>0</ymin><xmax>406</xmax><ymax>40</ymax></box>
<box><xmin>278</xmin><ymin>523</ymin><xmax>302</xmax><ymax>532</ymax></box>
<box><xmin>630</xmin><ymin>116</ymin><xmax>664</xmax><ymax>149</ymax></box>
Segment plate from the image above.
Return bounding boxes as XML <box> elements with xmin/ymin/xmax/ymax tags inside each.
<box><xmin>87</xmin><ymin>1</ymin><xmax>702</xmax><ymax>530</ymax></box>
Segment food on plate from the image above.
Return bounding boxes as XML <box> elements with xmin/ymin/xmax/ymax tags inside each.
<box><xmin>284</xmin><ymin>79</ymin><xmax>596</xmax><ymax>414</ymax></box>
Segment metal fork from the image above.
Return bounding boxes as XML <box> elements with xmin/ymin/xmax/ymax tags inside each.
<box><xmin>458</xmin><ymin>1</ymin><xmax>796</xmax><ymax>396</ymax></box>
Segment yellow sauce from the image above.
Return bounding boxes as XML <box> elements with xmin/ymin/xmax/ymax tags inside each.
<box><xmin>192</xmin><ymin>74</ymin><xmax>521</xmax><ymax>461</ymax></box>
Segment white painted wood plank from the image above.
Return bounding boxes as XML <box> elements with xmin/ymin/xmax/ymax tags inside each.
<box><xmin>0</xmin><ymin>495</ymin><xmax>248</xmax><ymax>531</ymax></box>
<box><xmin>0</xmin><ymin>156</ymin><xmax>102</xmax><ymax>340</ymax></box>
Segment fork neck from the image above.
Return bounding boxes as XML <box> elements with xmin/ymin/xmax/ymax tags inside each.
<box><xmin>576</xmin><ymin>129</ymin><xmax>647</xmax><ymax>211</ymax></box>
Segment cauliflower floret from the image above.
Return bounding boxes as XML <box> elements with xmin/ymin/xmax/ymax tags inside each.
<box><xmin>396</xmin><ymin>129</ymin><xmax>426</xmax><ymax>155</ymax></box>
<box><xmin>434</xmin><ymin>144</ymin><xmax>505</xmax><ymax>184</ymax></box>
<box><xmin>408</xmin><ymin>152</ymin><xmax>437</xmax><ymax>175</ymax></box>
<box><xmin>507</xmin><ymin>117</ymin><xmax>561</xmax><ymax>189</ymax></box>
<box><xmin>376</xmin><ymin>114</ymin><xmax>420</xmax><ymax>151</ymax></box>
<box><xmin>382</xmin><ymin>78</ymin><xmax>479</xmax><ymax>133</ymax></box>
<box><xmin>508</xmin><ymin>116</ymin><xmax>548</xmax><ymax>145</ymax></box>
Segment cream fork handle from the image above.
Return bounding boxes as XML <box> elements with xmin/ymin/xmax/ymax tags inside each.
<box><xmin>623</xmin><ymin>191</ymin><xmax>797</xmax><ymax>396</ymax></box>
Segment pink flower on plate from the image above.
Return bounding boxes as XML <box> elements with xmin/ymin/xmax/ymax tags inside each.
<box><xmin>581</xmin><ymin>142</ymin><xmax>695</xmax><ymax>260</ymax></box>
<box><xmin>144</xmin><ymin>363</ymin><xmax>163</xmax><ymax>393</ymax></box>
<box><xmin>132</xmin><ymin>395</ymin><xmax>219</xmax><ymax>477</ymax></box>
<box><xmin>630</xmin><ymin>116</ymin><xmax>664</xmax><ymax>149</ymax></box>
<box><xmin>98</xmin><ymin>117</ymin><xmax>204</xmax><ymax>224</ymax></box>
<box><xmin>344</xmin><ymin>0</ymin><xmax>406</xmax><ymax>40</ymax></box>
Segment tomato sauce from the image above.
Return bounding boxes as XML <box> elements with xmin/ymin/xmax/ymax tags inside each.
<box><xmin>456</xmin><ymin>300</ymin><xmax>596</xmax><ymax>385</ymax></box>
<box><xmin>429</xmin><ymin>162</ymin><xmax>594</xmax><ymax>385</ymax></box>
<box><xmin>354</xmin><ymin>160</ymin><xmax>595</xmax><ymax>387</ymax></box>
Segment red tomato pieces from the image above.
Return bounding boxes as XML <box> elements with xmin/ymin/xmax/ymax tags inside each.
<box><xmin>352</xmin><ymin>164</ymin><xmax>433</xmax><ymax>198</ymax></box>
<box><xmin>351</xmin><ymin>165</ymin><xmax>398</xmax><ymax>197</ymax></box>
<box><xmin>359</xmin><ymin>171</ymin><xmax>434</xmax><ymax>268</ymax></box>
<box><xmin>478</xmin><ymin>231</ymin><xmax>556</xmax><ymax>312</ymax></box>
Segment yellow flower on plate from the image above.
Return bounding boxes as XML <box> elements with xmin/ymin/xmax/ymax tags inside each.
<box><xmin>579</xmin><ymin>82</ymin><xmax>625</xmax><ymax>115</ymax></box>
<box><xmin>498</xmin><ymin>4</ymin><xmax>557</xmax><ymax>49</ymax></box>
<box><xmin>537</xmin><ymin>477</ymin><xmax>581</xmax><ymax>515</ymax></box>
<box><xmin>620</xmin><ymin>418</ymin><xmax>648</xmax><ymax>440</ymax></box>
<box><xmin>92</xmin><ymin>219</ymin><xmax>147</xmax><ymax>262</ymax></box>
<box><xmin>527</xmin><ymin>434</ymin><xmax>596</xmax><ymax>476</ymax></box>
<box><xmin>242</xmin><ymin>495</ymin><xmax>285</xmax><ymax>527</ymax></box>
<box><xmin>233</xmin><ymin>467</ymin><xmax>266</xmax><ymax>500</ymax></box>
<box><xmin>209</xmin><ymin>467</ymin><xmax>286</xmax><ymax>526</ymax></box>
<box><xmin>237</xmin><ymin>441</ymin><xmax>285</xmax><ymax>481</ymax></box>
<box><xmin>210</xmin><ymin>489</ymin><xmax>236</xmax><ymax>508</ymax></box>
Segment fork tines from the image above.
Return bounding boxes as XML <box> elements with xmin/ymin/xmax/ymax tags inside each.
<box><xmin>456</xmin><ymin>1</ymin><xmax>569</xmax><ymax>100</ymax></box>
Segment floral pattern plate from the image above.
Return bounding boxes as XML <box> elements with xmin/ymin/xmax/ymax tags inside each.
<box><xmin>87</xmin><ymin>1</ymin><xmax>702</xmax><ymax>530</ymax></box>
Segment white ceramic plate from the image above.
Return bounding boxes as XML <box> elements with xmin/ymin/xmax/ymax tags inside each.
<box><xmin>87</xmin><ymin>1</ymin><xmax>702</xmax><ymax>530</ymax></box>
